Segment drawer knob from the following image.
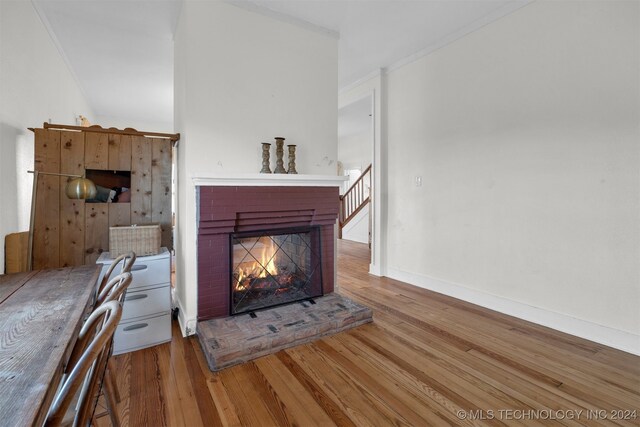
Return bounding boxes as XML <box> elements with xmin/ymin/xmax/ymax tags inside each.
<box><xmin>123</xmin><ymin>323</ymin><xmax>148</xmax><ymax>332</ymax></box>
<box><xmin>130</xmin><ymin>265</ymin><xmax>148</xmax><ymax>272</ymax></box>
<box><xmin>125</xmin><ymin>293</ymin><xmax>148</xmax><ymax>301</ymax></box>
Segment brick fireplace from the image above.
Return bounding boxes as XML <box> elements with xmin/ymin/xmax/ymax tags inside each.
<box><xmin>197</xmin><ymin>183</ymin><xmax>341</xmax><ymax>320</ymax></box>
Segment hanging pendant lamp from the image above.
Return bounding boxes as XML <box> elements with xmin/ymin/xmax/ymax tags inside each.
<box><xmin>65</xmin><ymin>176</ymin><xmax>97</xmax><ymax>199</ymax></box>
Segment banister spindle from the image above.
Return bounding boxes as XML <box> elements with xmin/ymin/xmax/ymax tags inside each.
<box><xmin>338</xmin><ymin>164</ymin><xmax>372</xmax><ymax>233</ymax></box>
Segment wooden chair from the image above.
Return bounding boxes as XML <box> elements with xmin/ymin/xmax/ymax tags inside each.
<box><xmin>45</xmin><ymin>301</ymin><xmax>121</xmax><ymax>427</ymax></box>
<box><xmin>86</xmin><ymin>253</ymin><xmax>136</xmax><ymax>423</ymax></box>
<box><xmin>68</xmin><ymin>273</ymin><xmax>132</xmax><ymax>371</ymax></box>
<box><xmin>61</xmin><ymin>273</ymin><xmax>132</xmax><ymax>426</ymax></box>
<box><xmin>97</xmin><ymin>252</ymin><xmax>136</xmax><ymax>297</ymax></box>
<box><xmin>91</xmin><ymin>272</ymin><xmax>135</xmax><ymax>425</ymax></box>
<box><xmin>96</xmin><ymin>272</ymin><xmax>133</xmax><ymax>306</ymax></box>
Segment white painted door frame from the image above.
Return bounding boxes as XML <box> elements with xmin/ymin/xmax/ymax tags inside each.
<box><xmin>338</xmin><ymin>70</ymin><xmax>387</xmax><ymax>276</ymax></box>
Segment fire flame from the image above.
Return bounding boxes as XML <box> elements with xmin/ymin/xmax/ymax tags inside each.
<box><xmin>235</xmin><ymin>238</ymin><xmax>278</xmax><ymax>291</ymax></box>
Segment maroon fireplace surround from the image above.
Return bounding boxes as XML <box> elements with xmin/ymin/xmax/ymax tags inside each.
<box><xmin>197</xmin><ymin>186</ymin><xmax>339</xmax><ymax>320</ymax></box>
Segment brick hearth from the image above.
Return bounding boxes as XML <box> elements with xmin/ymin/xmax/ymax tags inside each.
<box><xmin>196</xmin><ymin>293</ymin><xmax>373</xmax><ymax>371</ymax></box>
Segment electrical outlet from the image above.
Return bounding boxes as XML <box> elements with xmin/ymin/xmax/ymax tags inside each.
<box><xmin>415</xmin><ymin>176</ymin><xmax>422</xmax><ymax>187</ymax></box>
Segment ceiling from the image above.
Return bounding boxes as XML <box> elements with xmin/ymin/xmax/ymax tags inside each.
<box><xmin>33</xmin><ymin>0</ymin><xmax>530</xmax><ymax>127</ymax></box>
<box><xmin>33</xmin><ymin>0</ymin><xmax>181</xmax><ymax>126</ymax></box>
<box><xmin>236</xmin><ymin>0</ymin><xmax>530</xmax><ymax>88</ymax></box>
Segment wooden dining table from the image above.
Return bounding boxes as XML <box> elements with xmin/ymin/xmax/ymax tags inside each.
<box><xmin>0</xmin><ymin>265</ymin><xmax>101</xmax><ymax>427</ymax></box>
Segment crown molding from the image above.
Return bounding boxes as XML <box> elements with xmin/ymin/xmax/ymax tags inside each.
<box><xmin>224</xmin><ymin>0</ymin><xmax>340</xmax><ymax>40</ymax></box>
<box><xmin>339</xmin><ymin>0</ymin><xmax>534</xmax><ymax>92</ymax></box>
<box><xmin>339</xmin><ymin>69</ymin><xmax>386</xmax><ymax>96</ymax></box>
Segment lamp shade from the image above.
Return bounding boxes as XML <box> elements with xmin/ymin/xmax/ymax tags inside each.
<box><xmin>65</xmin><ymin>177</ymin><xmax>97</xmax><ymax>199</ymax></box>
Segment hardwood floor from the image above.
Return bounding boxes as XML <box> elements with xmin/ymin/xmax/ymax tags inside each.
<box><xmin>97</xmin><ymin>240</ymin><xmax>640</xmax><ymax>426</ymax></box>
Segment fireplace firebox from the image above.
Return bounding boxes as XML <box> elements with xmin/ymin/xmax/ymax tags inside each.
<box><xmin>230</xmin><ymin>227</ymin><xmax>322</xmax><ymax>315</ymax></box>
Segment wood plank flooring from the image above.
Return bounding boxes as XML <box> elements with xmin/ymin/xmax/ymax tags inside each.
<box><xmin>96</xmin><ymin>240</ymin><xmax>640</xmax><ymax>426</ymax></box>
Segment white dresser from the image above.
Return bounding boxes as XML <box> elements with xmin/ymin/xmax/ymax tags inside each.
<box><xmin>96</xmin><ymin>247</ymin><xmax>172</xmax><ymax>355</ymax></box>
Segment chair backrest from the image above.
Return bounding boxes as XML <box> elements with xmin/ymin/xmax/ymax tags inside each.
<box><xmin>66</xmin><ymin>272</ymin><xmax>131</xmax><ymax>374</ymax></box>
<box><xmin>95</xmin><ymin>272</ymin><xmax>133</xmax><ymax>307</ymax></box>
<box><xmin>65</xmin><ymin>272</ymin><xmax>131</xmax><ymax>426</ymax></box>
<box><xmin>45</xmin><ymin>301</ymin><xmax>121</xmax><ymax>427</ymax></box>
<box><xmin>97</xmin><ymin>251</ymin><xmax>137</xmax><ymax>296</ymax></box>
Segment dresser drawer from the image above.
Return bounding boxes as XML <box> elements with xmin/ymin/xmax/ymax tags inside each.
<box><xmin>113</xmin><ymin>313</ymin><xmax>171</xmax><ymax>355</ymax></box>
<box><xmin>127</xmin><ymin>257</ymin><xmax>169</xmax><ymax>290</ymax></box>
<box><xmin>121</xmin><ymin>285</ymin><xmax>170</xmax><ymax>321</ymax></box>
<box><xmin>97</xmin><ymin>247</ymin><xmax>170</xmax><ymax>291</ymax></box>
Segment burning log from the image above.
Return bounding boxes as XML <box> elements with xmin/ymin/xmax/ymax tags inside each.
<box><xmin>234</xmin><ymin>272</ymin><xmax>298</xmax><ymax>290</ymax></box>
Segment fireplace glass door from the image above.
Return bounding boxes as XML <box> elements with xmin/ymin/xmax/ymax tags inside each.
<box><xmin>230</xmin><ymin>227</ymin><xmax>322</xmax><ymax>315</ymax></box>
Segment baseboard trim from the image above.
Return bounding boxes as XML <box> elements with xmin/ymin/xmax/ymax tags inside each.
<box><xmin>386</xmin><ymin>267</ymin><xmax>640</xmax><ymax>356</ymax></box>
<box><xmin>174</xmin><ymin>294</ymin><xmax>197</xmax><ymax>337</ymax></box>
<box><xmin>369</xmin><ymin>263</ymin><xmax>384</xmax><ymax>277</ymax></box>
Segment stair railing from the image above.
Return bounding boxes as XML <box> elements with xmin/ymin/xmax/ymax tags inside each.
<box><xmin>339</xmin><ymin>164</ymin><xmax>372</xmax><ymax>236</ymax></box>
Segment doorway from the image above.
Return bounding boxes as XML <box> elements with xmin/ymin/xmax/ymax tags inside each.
<box><xmin>337</xmin><ymin>95</ymin><xmax>373</xmax><ymax>252</ymax></box>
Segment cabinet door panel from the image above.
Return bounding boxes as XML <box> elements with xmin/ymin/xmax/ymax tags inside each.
<box><xmin>34</xmin><ymin>129</ymin><xmax>61</xmax><ymax>269</ymax></box>
<box><xmin>85</xmin><ymin>132</ymin><xmax>109</xmax><ymax>170</ymax></box>
<box><xmin>85</xmin><ymin>203</ymin><xmax>108</xmax><ymax>264</ymax></box>
<box><xmin>60</xmin><ymin>131</ymin><xmax>85</xmax><ymax>267</ymax></box>
<box><xmin>108</xmin><ymin>134</ymin><xmax>132</xmax><ymax>171</ymax></box>
<box><xmin>152</xmin><ymin>138</ymin><xmax>172</xmax><ymax>249</ymax></box>
<box><xmin>109</xmin><ymin>203</ymin><xmax>130</xmax><ymax>228</ymax></box>
<box><xmin>131</xmin><ymin>136</ymin><xmax>152</xmax><ymax>224</ymax></box>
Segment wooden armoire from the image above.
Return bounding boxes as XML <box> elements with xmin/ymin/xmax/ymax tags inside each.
<box><xmin>32</xmin><ymin>123</ymin><xmax>179</xmax><ymax>269</ymax></box>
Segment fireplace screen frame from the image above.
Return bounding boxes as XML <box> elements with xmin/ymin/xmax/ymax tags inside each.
<box><xmin>228</xmin><ymin>225</ymin><xmax>323</xmax><ymax>316</ymax></box>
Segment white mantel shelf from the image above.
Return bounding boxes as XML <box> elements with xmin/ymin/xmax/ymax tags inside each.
<box><xmin>192</xmin><ymin>173</ymin><xmax>347</xmax><ymax>187</ymax></box>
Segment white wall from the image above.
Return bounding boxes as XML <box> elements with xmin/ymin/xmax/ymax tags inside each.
<box><xmin>338</xmin><ymin>132</ymin><xmax>370</xmax><ymax>174</ymax></box>
<box><xmin>383</xmin><ymin>0</ymin><xmax>639</xmax><ymax>352</ymax></box>
<box><xmin>174</xmin><ymin>1</ymin><xmax>338</xmax><ymax>335</ymax></box>
<box><xmin>0</xmin><ymin>0</ymin><xmax>93</xmax><ymax>273</ymax></box>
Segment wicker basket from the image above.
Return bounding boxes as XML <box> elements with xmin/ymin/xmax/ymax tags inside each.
<box><xmin>109</xmin><ymin>224</ymin><xmax>161</xmax><ymax>257</ymax></box>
